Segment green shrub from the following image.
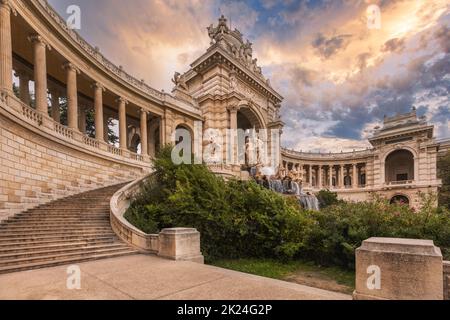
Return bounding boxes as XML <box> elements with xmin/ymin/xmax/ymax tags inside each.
<box><xmin>125</xmin><ymin>145</ymin><xmax>309</xmax><ymax>261</ymax></box>
<box><xmin>125</xmin><ymin>145</ymin><xmax>450</xmax><ymax>269</ymax></box>
<box><xmin>316</xmin><ymin>189</ymin><xmax>342</xmax><ymax>208</ymax></box>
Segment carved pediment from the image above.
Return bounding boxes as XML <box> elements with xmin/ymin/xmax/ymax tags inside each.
<box><xmin>207</xmin><ymin>15</ymin><xmax>265</xmax><ymax>81</ymax></box>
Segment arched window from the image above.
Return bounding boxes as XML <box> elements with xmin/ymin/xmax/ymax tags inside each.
<box><xmin>390</xmin><ymin>195</ymin><xmax>410</xmax><ymax>206</ymax></box>
<box><xmin>385</xmin><ymin>150</ymin><xmax>414</xmax><ymax>183</ymax></box>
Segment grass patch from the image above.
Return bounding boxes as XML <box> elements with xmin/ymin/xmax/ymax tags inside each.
<box><xmin>211</xmin><ymin>258</ymin><xmax>355</xmax><ymax>294</ymax></box>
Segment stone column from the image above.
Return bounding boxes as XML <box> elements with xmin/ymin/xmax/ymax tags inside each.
<box><xmin>0</xmin><ymin>0</ymin><xmax>13</xmax><ymax>93</ymax></box>
<box><xmin>227</xmin><ymin>106</ymin><xmax>239</xmax><ymax>165</ymax></box>
<box><xmin>340</xmin><ymin>165</ymin><xmax>345</xmax><ymax>188</ymax></box>
<box><xmin>117</xmin><ymin>97</ymin><xmax>128</xmax><ymax>150</ymax></box>
<box><xmin>29</xmin><ymin>35</ymin><xmax>50</xmax><ymax>114</ymax></box>
<box><xmin>63</xmin><ymin>62</ymin><xmax>80</xmax><ymax>130</ymax></box>
<box><xmin>352</xmin><ymin>163</ymin><xmax>358</xmax><ymax>188</ymax></box>
<box><xmin>93</xmin><ymin>82</ymin><xmax>105</xmax><ymax>141</ymax></box>
<box><xmin>49</xmin><ymin>87</ymin><xmax>61</xmax><ymax>123</ymax></box>
<box><xmin>318</xmin><ymin>165</ymin><xmax>323</xmax><ymax>189</ymax></box>
<box><xmin>15</xmin><ymin>69</ymin><xmax>31</xmax><ymax>106</ymax></box>
<box><xmin>309</xmin><ymin>165</ymin><xmax>313</xmax><ymax>186</ymax></box>
<box><xmin>79</xmin><ymin>107</ymin><xmax>87</xmax><ymax>133</ymax></box>
<box><xmin>329</xmin><ymin>165</ymin><xmax>333</xmax><ymax>188</ymax></box>
<box><xmin>140</xmin><ymin>108</ymin><xmax>148</xmax><ymax>155</ymax></box>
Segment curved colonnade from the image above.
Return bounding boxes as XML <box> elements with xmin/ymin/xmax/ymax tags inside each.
<box><xmin>0</xmin><ymin>0</ymin><xmax>201</xmax><ymax>220</ymax></box>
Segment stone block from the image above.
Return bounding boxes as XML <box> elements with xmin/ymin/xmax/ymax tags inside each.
<box><xmin>158</xmin><ymin>228</ymin><xmax>204</xmax><ymax>264</ymax></box>
<box><xmin>353</xmin><ymin>237</ymin><xmax>443</xmax><ymax>300</ymax></box>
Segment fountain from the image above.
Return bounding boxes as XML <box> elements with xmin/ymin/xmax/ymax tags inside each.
<box><xmin>256</xmin><ymin>173</ymin><xmax>320</xmax><ymax>211</ymax></box>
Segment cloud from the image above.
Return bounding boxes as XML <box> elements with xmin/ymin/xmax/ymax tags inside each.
<box><xmin>47</xmin><ymin>0</ymin><xmax>450</xmax><ymax>152</ymax></box>
<box><xmin>382</xmin><ymin>38</ymin><xmax>405</xmax><ymax>53</ymax></box>
<box><xmin>311</xmin><ymin>33</ymin><xmax>353</xmax><ymax>59</ymax></box>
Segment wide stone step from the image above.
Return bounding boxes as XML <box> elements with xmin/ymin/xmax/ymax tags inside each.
<box><xmin>0</xmin><ymin>226</ymin><xmax>112</xmax><ymax>237</ymax></box>
<box><xmin>0</xmin><ymin>232</ymin><xmax>117</xmax><ymax>242</ymax></box>
<box><xmin>0</xmin><ymin>243</ymin><xmax>130</xmax><ymax>260</ymax></box>
<box><xmin>1</xmin><ymin>222</ymin><xmax>111</xmax><ymax>229</ymax></box>
<box><xmin>0</xmin><ymin>182</ymin><xmax>135</xmax><ymax>274</ymax></box>
<box><xmin>0</xmin><ymin>246</ymin><xmax>138</xmax><ymax>267</ymax></box>
<box><xmin>1</xmin><ymin>221</ymin><xmax>112</xmax><ymax>228</ymax></box>
<box><xmin>0</xmin><ymin>237</ymin><xmax>117</xmax><ymax>249</ymax></box>
<box><xmin>16</xmin><ymin>212</ymin><xmax>109</xmax><ymax>219</ymax></box>
<box><xmin>0</xmin><ymin>250</ymin><xmax>139</xmax><ymax>274</ymax></box>
<box><xmin>4</xmin><ymin>218</ymin><xmax>110</xmax><ymax>224</ymax></box>
<box><xmin>27</xmin><ymin>208</ymin><xmax>110</xmax><ymax>212</ymax></box>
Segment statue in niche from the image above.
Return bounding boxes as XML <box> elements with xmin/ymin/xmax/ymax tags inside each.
<box><xmin>203</xmin><ymin>131</ymin><xmax>222</xmax><ymax>164</ymax></box>
<box><xmin>172</xmin><ymin>72</ymin><xmax>188</xmax><ymax>91</ymax></box>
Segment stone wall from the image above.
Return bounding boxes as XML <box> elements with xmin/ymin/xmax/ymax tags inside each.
<box><xmin>444</xmin><ymin>261</ymin><xmax>450</xmax><ymax>300</ymax></box>
<box><xmin>0</xmin><ymin>113</ymin><xmax>148</xmax><ymax>221</ymax></box>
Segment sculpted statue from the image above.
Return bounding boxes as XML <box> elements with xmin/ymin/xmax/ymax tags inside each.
<box><xmin>172</xmin><ymin>72</ymin><xmax>188</xmax><ymax>91</ymax></box>
<box><xmin>203</xmin><ymin>130</ymin><xmax>222</xmax><ymax>164</ymax></box>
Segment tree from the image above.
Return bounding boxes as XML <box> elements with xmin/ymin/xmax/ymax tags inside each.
<box><xmin>58</xmin><ymin>97</ymin><xmax>118</xmax><ymax>144</ymax></box>
<box><xmin>438</xmin><ymin>150</ymin><xmax>450</xmax><ymax>209</ymax></box>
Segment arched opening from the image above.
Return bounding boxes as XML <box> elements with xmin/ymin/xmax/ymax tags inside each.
<box><xmin>390</xmin><ymin>194</ymin><xmax>410</xmax><ymax>206</ymax></box>
<box><xmin>174</xmin><ymin>124</ymin><xmax>193</xmax><ymax>150</ymax></box>
<box><xmin>237</xmin><ymin>107</ymin><xmax>264</xmax><ymax>167</ymax></box>
<box><xmin>385</xmin><ymin>149</ymin><xmax>414</xmax><ymax>183</ymax></box>
<box><xmin>237</xmin><ymin>106</ymin><xmax>263</xmax><ymax>130</ymax></box>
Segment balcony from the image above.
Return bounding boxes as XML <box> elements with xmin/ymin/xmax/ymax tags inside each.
<box><xmin>386</xmin><ymin>180</ymin><xmax>414</xmax><ymax>186</ymax></box>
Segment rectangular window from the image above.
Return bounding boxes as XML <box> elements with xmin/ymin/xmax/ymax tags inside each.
<box><xmin>396</xmin><ymin>173</ymin><xmax>408</xmax><ymax>181</ymax></box>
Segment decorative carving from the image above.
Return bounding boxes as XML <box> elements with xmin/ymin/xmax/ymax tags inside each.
<box><xmin>32</xmin><ymin>0</ymin><xmax>199</xmax><ymax>112</ymax></box>
<box><xmin>62</xmin><ymin>62</ymin><xmax>80</xmax><ymax>74</ymax></box>
<box><xmin>171</xmin><ymin>72</ymin><xmax>188</xmax><ymax>91</ymax></box>
<box><xmin>207</xmin><ymin>15</ymin><xmax>265</xmax><ymax>80</ymax></box>
<box><xmin>28</xmin><ymin>34</ymin><xmax>52</xmax><ymax>50</ymax></box>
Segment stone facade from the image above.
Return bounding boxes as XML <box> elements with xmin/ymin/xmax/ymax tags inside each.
<box><xmin>0</xmin><ymin>0</ymin><xmax>448</xmax><ymax>220</ymax></box>
<box><xmin>0</xmin><ymin>111</ymin><xmax>147</xmax><ymax>221</ymax></box>
<box><xmin>282</xmin><ymin>109</ymin><xmax>448</xmax><ymax>209</ymax></box>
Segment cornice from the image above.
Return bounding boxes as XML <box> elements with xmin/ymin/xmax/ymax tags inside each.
<box><xmin>25</xmin><ymin>0</ymin><xmax>200</xmax><ymax>117</ymax></box>
<box><xmin>190</xmin><ymin>46</ymin><xmax>283</xmax><ymax>103</ymax></box>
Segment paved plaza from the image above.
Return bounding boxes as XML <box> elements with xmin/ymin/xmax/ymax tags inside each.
<box><xmin>0</xmin><ymin>254</ymin><xmax>350</xmax><ymax>300</ymax></box>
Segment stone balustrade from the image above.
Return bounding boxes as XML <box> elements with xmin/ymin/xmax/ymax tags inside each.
<box><xmin>110</xmin><ymin>175</ymin><xmax>204</xmax><ymax>263</ymax></box>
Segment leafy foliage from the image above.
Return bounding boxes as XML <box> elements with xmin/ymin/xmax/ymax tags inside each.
<box><xmin>438</xmin><ymin>150</ymin><xmax>450</xmax><ymax>209</ymax></box>
<box><xmin>316</xmin><ymin>189</ymin><xmax>342</xmax><ymax>208</ymax></box>
<box><xmin>125</xmin><ymin>146</ymin><xmax>450</xmax><ymax>269</ymax></box>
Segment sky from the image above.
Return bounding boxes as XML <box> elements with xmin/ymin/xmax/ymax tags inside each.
<box><xmin>48</xmin><ymin>0</ymin><xmax>450</xmax><ymax>152</ymax></box>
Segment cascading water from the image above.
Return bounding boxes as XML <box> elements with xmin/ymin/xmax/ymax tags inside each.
<box><xmin>262</xmin><ymin>178</ymin><xmax>320</xmax><ymax>211</ymax></box>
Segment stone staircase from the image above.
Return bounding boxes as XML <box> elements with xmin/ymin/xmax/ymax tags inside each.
<box><xmin>0</xmin><ymin>184</ymin><xmax>139</xmax><ymax>274</ymax></box>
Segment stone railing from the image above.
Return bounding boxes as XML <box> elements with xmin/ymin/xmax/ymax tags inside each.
<box><xmin>110</xmin><ymin>175</ymin><xmax>204</xmax><ymax>263</ymax></box>
<box><xmin>282</xmin><ymin>147</ymin><xmax>374</xmax><ymax>160</ymax></box>
<box><xmin>386</xmin><ymin>180</ymin><xmax>414</xmax><ymax>186</ymax></box>
<box><xmin>31</xmin><ymin>0</ymin><xmax>200</xmax><ymax>115</ymax></box>
<box><xmin>2</xmin><ymin>93</ymin><xmax>151</xmax><ymax>166</ymax></box>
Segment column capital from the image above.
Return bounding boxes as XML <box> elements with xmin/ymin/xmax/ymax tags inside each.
<box><xmin>0</xmin><ymin>0</ymin><xmax>17</xmax><ymax>15</ymax></box>
<box><xmin>227</xmin><ymin>105</ymin><xmax>240</xmax><ymax>113</ymax></box>
<box><xmin>28</xmin><ymin>34</ymin><xmax>51</xmax><ymax>50</ymax></box>
<box><xmin>116</xmin><ymin>97</ymin><xmax>129</xmax><ymax>105</ymax></box>
<box><xmin>140</xmin><ymin>108</ymin><xmax>149</xmax><ymax>115</ymax></box>
<box><xmin>91</xmin><ymin>81</ymin><xmax>106</xmax><ymax>92</ymax></box>
<box><xmin>62</xmin><ymin>62</ymin><xmax>80</xmax><ymax>74</ymax></box>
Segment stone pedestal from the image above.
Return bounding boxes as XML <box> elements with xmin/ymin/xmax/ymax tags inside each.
<box><xmin>353</xmin><ymin>237</ymin><xmax>443</xmax><ymax>300</ymax></box>
<box><xmin>158</xmin><ymin>228</ymin><xmax>204</xmax><ymax>264</ymax></box>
